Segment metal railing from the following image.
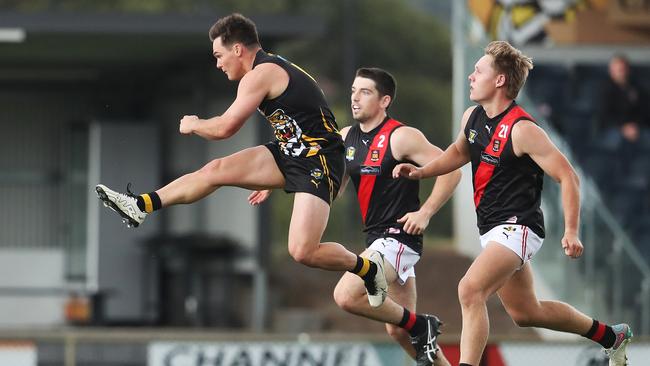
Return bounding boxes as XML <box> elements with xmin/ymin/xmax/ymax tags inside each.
<box><xmin>530</xmin><ymin>98</ymin><xmax>650</xmax><ymax>336</ymax></box>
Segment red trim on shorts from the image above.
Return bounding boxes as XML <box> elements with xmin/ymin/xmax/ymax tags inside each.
<box><xmin>404</xmin><ymin>311</ymin><xmax>417</xmax><ymax>331</ymax></box>
<box><xmin>521</xmin><ymin>225</ymin><xmax>528</xmax><ymax>260</ymax></box>
<box><xmin>592</xmin><ymin>322</ymin><xmax>607</xmax><ymax>342</ymax></box>
<box><xmin>395</xmin><ymin>243</ymin><xmax>405</xmax><ymax>277</ymax></box>
<box><xmin>357</xmin><ymin>119</ymin><xmax>403</xmax><ymax>223</ymax></box>
<box><xmin>473</xmin><ymin>106</ymin><xmax>532</xmax><ymax>207</ymax></box>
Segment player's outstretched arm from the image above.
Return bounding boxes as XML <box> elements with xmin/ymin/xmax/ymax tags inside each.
<box><xmin>392</xmin><ymin>107</ymin><xmax>473</xmax><ymax>180</ymax></box>
<box><xmin>392</xmin><ymin>127</ymin><xmax>462</xmax><ymax>235</ymax></box>
<box><xmin>179</xmin><ymin>65</ymin><xmax>275</xmax><ymax>140</ymax></box>
<box><xmin>512</xmin><ymin>120</ymin><xmax>583</xmax><ymax>259</ymax></box>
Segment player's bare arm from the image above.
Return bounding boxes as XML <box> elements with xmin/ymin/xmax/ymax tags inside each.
<box><xmin>390</xmin><ymin>127</ymin><xmax>461</xmax><ymax>235</ymax></box>
<box><xmin>334</xmin><ymin>126</ymin><xmax>352</xmax><ymax>200</ymax></box>
<box><xmin>180</xmin><ymin>63</ymin><xmax>284</xmax><ymax>140</ymax></box>
<box><xmin>392</xmin><ymin>106</ymin><xmax>474</xmax><ymax>180</ymax></box>
<box><xmin>512</xmin><ymin>120</ymin><xmax>583</xmax><ymax>258</ymax></box>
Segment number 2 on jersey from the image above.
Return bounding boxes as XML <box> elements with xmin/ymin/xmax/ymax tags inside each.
<box><xmin>498</xmin><ymin>125</ymin><xmax>508</xmax><ymax>139</ymax></box>
<box><xmin>377</xmin><ymin>135</ymin><xmax>386</xmax><ymax>148</ymax></box>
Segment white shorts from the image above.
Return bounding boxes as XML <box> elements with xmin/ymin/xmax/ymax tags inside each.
<box><xmin>368</xmin><ymin>237</ymin><xmax>420</xmax><ymax>285</ymax></box>
<box><xmin>479</xmin><ymin>224</ymin><xmax>544</xmax><ymax>266</ymax></box>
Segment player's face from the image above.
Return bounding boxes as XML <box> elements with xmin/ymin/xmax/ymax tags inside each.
<box><xmin>350</xmin><ymin>77</ymin><xmax>386</xmax><ymax>123</ymax></box>
<box><xmin>468</xmin><ymin>55</ymin><xmax>501</xmax><ymax>103</ymax></box>
<box><xmin>212</xmin><ymin>37</ymin><xmax>244</xmax><ymax>81</ymax></box>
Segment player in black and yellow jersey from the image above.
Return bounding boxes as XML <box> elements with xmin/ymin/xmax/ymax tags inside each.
<box><xmin>95</xmin><ymin>13</ymin><xmax>387</xmax><ymax>307</ymax></box>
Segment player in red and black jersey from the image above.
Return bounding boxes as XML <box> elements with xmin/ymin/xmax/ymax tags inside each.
<box><xmin>394</xmin><ymin>41</ymin><xmax>632</xmax><ymax>366</ymax></box>
<box><xmin>334</xmin><ymin>68</ymin><xmax>460</xmax><ymax>366</ymax></box>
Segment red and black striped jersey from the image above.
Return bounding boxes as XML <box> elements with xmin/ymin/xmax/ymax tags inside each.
<box><xmin>464</xmin><ymin>102</ymin><xmax>545</xmax><ymax>238</ymax></box>
<box><xmin>345</xmin><ymin>117</ymin><xmax>423</xmax><ymax>253</ymax></box>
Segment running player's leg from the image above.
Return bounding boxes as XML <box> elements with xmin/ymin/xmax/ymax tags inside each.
<box><xmin>497</xmin><ymin>262</ymin><xmax>592</xmax><ymax>333</ymax></box>
<box><xmin>385</xmin><ymin>276</ymin><xmax>417</xmax><ymax>359</ymax></box>
<box><xmin>457</xmin><ymin>242</ymin><xmax>521</xmax><ymax>366</ymax></box>
<box><xmin>286</xmin><ymin>192</ymin><xmax>359</xmax><ymax>271</ymax></box>
<box><xmin>497</xmin><ymin>262</ymin><xmax>632</xmax><ymax>365</ymax></box>
<box><xmin>157</xmin><ymin>145</ymin><xmax>284</xmax><ymax>206</ymax></box>
<box><xmin>387</xmin><ymin>276</ymin><xmax>451</xmax><ymax>366</ymax></box>
<box><xmin>96</xmin><ymin>145</ymin><xmax>284</xmax><ymax>226</ymax></box>
<box><xmin>333</xmin><ymin>247</ymin><xmax>448</xmax><ymax>365</ymax></box>
<box><xmin>332</xmin><ymin>248</ymin><xmax>403</xmax><ymax>322</ymax></box>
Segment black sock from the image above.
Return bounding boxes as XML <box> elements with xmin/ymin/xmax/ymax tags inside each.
<box><xmin>136</xmin><ymin>192</ymin><xmax>162</xmax><ymax>213</ymax></box>
<box><xmin>398</xmin><ymin>308</ymin><xmax>416</xmax><ymax>331</ymax></box>
<box><xmin>401</xmin><ymin>312</ymin><xmax>427</xmax><ymax>337</ymax></box>
<box><xmin>350</xmin><ymin>256</ymin><xmax>377</xmax><ymax>281</ymax></box>
<box><xmin>583</xmin><ymin>319</ymin><xmax>616</xmax><ymax>348</ymax></box>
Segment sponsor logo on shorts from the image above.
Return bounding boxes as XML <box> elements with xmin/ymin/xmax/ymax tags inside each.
<box><xmin>502</xmin><ymin>226</ymin><xmax>517</xmax><ymax>239</ymax></box>
<box><xmin>310</xmin><ymin>168</ymin><xmax>324</xmax><ymax>188</ymax></box>
<box><xmin>506</xmin><ymin>216</ymin><xmax>518</xmax><ymax>223</ymax></box>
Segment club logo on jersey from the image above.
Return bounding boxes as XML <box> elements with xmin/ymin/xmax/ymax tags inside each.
<box><xmin>370</xmin><ymin>149</ymin><xmax>380</xmax><ymax>162</ymax></box>
<box><xmin>267</xmin><ymin>109</ymin><xmax>299</xmax><ymax>142</ymax></box>
<box><xmin>346</xmin><ymin>146</ymin><xmax>356</xmax><ymax>161</ymax></box>
<box><xmin>492</xmin><ymin>139</ymin><xmax>501</xmax><ymax>152</ymax></box>
<box><xmin>265</xmin><ymin>108</ymin><xmax>318</xmax><ymax>157</ymax></box>
<box><xmin>480</xmin><ymin>151</ymin><xmax>500</xmax><ymax>166</ymax></box>
<box><xmin>468</xmin><ymin>129</ymin><xmax>477</xmax><ymax>143</ymax></box>
<box><xmin>360</xmin><ymin>166</ymin><xmax>381</xmax><ymax>175</ymax></box>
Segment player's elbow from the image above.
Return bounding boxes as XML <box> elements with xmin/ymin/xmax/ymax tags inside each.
<box><xmin>560</xmin><ymin>168</ymin><xmax>580</xmax><ymax>189</ymax></box>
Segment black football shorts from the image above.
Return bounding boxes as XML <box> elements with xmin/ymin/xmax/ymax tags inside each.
<box><xmin>265</xmin><ymin>141</ymin><xmax>345</xmax><ymax>205</ymax></box>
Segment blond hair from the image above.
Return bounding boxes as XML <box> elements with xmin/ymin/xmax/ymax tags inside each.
<box><xmin>484</xmin><ymin>41</ymin><xmax>533</xmax><ymax>99</ymax></box>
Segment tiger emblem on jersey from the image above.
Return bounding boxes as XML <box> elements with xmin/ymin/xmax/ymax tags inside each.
<box><xmin>267</xmin><ymin>109</ymin><xmax>302</xmax><ymax>143</ymax></box>
<box><xmin>265</xmin><ymin>108</ymin><xmax>322</xmax><ymax>157</ymax></box>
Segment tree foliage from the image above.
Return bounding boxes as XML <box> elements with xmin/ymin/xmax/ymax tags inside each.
<box><xmin>1</xmin><ymin>0</ymin><xmax>454</xmax><ymax>243</ymax></box>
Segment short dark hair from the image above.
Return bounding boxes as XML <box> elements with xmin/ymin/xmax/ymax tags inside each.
<box><xmin>208</xmin><ymin>13</ymin><xmax>260</xmax><ymax>48</ymax></box>
<box><xmin>355</xmin><ymin>67</ymin><xmax>396</xmax><ymax>108</ymax></box>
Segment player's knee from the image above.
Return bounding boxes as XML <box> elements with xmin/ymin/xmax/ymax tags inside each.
<box><xmin>288</xmin><ymin>243</ymin><xmax>314</xmax><ymax>266</ymax></box>
<box><xmin>332</xmin><ymin>286</ymin><xmax>355</xmax><ymax>312</ymax></box>
<box><xmin>385</xmin><ymin>324</ymin><xmax>408</xmax><ymax>342</ymax></box>
<box><xmin>458</xmin><ymin>276</ymin><xmax>484</xmax><ymax>307</ymax></box>
<box><xmin>509</xmin><ymin>310</ymin><xmax>534</xmax><ymax>328</ymax></box>
<box><xmin>198</xmin><ymin>158</ymin><xmax>224</xmax><ymax>184</ymax></box>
